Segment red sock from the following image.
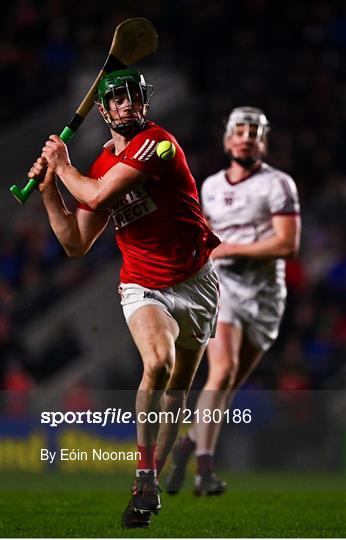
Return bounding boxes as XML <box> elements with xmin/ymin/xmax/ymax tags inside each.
<box><xmin>137</xmin><ymin>443</ymin><xmax>157</xmax><ymax>472</ymax></box>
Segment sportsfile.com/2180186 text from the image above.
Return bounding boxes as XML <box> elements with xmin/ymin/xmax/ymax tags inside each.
<box><xmin>40</xmin><ymin>408</ymin><xmax>252</xmax><ymax>427</ymax></box>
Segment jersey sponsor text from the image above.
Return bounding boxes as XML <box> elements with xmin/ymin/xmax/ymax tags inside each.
<box><xmin>110</xmin><ymin>186</ymin><xmax>157</xmax><ymax>230</ymax></box>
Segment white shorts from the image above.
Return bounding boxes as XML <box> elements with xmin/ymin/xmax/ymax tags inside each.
<box><xmin>217</xmin><ymin>271</ymin><xmax>285</xmax><ymax>351</ymax></box>
<box><xmin>119</xmin><ymin>260</ymin><xmax>220</xmax><ymax>350</ymax></box>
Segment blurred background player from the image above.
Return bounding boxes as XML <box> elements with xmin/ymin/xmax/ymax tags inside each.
<box><xmin>28</xmin><ymin>68</ymin><xmax>220</xmax><ymax>527</ymax></box>
<box><xmin>166</xmin><ymin>106</ymin><xmax>301</xmax><ymax>495</ymax></box>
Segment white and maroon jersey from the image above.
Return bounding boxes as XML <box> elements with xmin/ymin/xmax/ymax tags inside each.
<box><xmin>201</xmin><ymin>162</ymin><xmax>300</xmax><ymax>299</ymax></box>
<box><xmin>79</xmin><ymin>122</ymin><xmax>219</xmax><ymax>288</ymax></box>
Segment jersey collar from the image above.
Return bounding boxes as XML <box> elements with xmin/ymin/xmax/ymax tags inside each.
<box><xmin>224</xmin><ymin>162</ymin><xmax>262</xmax><ymax>185</ymax></box>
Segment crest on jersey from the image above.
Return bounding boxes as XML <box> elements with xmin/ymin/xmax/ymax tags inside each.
<box><xmin>223</xmin><ymin>191</ymin><xmax>234</xmax><ymax>206</ymax></box>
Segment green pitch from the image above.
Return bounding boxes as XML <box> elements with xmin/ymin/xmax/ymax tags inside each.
<box><xmin>1</xmin><ymin>471</ymin><xmax>345</xmax><ymax>537</ymax></box>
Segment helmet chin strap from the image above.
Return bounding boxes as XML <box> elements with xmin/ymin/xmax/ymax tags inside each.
<box><xmin>110</xmin><ymin>119</ymin><xmax>146</xmax><ymax>137</ymax></box>
<box><xmin>101</xmin><ymin>109</ymin><xmax>146</xmax><ymax>137</ymax></box>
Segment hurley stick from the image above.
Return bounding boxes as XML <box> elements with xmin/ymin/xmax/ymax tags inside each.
<box><xmin>10</xmin><ymin>17</ymin><xmax>158</xmax><ymax>203</ymax></box>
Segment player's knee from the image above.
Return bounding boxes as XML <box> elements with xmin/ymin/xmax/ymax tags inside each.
<box><xmin>211</xmin><ymin>366</ymin><xmax>237</xmax><ymax>390</ymax></box>
<box><xmin>143</xmin><ymin>353</ymin><xmax>174</xmax><ymax>387</ymax></box>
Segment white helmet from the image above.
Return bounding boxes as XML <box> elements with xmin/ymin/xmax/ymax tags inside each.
<box><xmin>225</xmin><ymin>106</ymin><xmax>270</xmax><ymax>143</ymax></box>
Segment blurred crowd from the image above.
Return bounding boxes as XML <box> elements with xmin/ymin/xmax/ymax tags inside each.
<box><xmin>1</xmin><ymin>0</ymin><xmax>345</xmax><ymax>397</ymax></box>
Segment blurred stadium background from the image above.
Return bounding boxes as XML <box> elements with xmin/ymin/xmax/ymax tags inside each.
<box><xmin>0</xmin><ymin>0</ymin><xmax>345</xmax><ymax>486</ymax></box>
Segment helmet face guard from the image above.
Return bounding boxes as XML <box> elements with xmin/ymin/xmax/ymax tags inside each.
<box><xmin>225</xmin><ymin>106</ymin><xmax>270</xmax><ymax>146</ymax></box>
<box><xmin>95</xmin><ymin>69</ymin><xmax>154</xmax><ymax>136</ymax></box>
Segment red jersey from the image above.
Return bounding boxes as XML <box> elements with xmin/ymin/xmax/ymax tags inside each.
<box><xmin>80</xmin><ymin>122</ymin><xmax>219</xmax><ymax>288</ymax></box>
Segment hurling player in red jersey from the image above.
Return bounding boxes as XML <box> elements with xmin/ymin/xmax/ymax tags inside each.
<box><xmin>29</xmin><ymin>69</ymin><xmax>220</xmax><ymax>528</ymax></box>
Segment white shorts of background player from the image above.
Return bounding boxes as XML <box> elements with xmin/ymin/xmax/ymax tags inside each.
<box><xmin>217</xmin><ymin>270</ymin><xmax>285</xmax><ymax>352</ymax></box>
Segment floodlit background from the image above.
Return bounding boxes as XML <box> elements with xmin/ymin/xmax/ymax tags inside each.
<box><xmin>0</xmin><ymin>0</ymin><xmax>345</xmax><ymax>476</ymax></box>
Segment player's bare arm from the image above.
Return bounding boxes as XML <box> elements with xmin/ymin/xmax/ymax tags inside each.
<box><xmin>212</xmin><ymin>214</ymin><xmax>301</xmax><ymax>260</ymax></box>
<box><xmin>42</xmin><ymin>135</ymin><xmax>149</xmax><ymax>211</ymax></box>
<box><xmin>28</xmin><ymin>158</ymin><xmax>110</xmax><ymax>257</ymax></box>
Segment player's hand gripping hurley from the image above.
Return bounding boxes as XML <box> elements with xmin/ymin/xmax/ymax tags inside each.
<box><xmin>10</xmin><ymin>17</ymin><xmax>158</xmax><ymax>203</ymax></box>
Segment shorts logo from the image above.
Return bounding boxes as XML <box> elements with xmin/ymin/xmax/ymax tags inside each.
<box><xmin>143</xmin><ymin>291</ymin><xmax>157</xmax><ymax>300</ymax></box>
<box><xmin>118</xmin><ymin>284</ymin><xmax>124</xmax><ymax>301</ymax></box>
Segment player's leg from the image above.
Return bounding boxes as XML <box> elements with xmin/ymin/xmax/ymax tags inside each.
<box><xmin>166</xmin><ymin>321</ymin><xmax>242</xmax><ymax>494</ymax></box>
<box><xmin>122</xmin><ymin>304</ymin><xmax>179</xmax><ymax>527</ymax></box>
<box><xmin>155</xmin><ymin>343</ymin><xmax>206</xmax><ymax>474</ymax></box>
<box><xmin>193</xmin><ymin>334</ymin><xmax>263</xmax><ymax>496</ymax></box>
<box><xmin>122</xmin><ymin>261</ymin><xmax>219</xmax><ymax>525</ymax></box>
<box><xmin>192</xmin><ymin>322</ymin><xmax>243</xmax><ymax>454</ymax></box>
<box><xmin>130</xmin><ymin>305</ymin><xmax>179</xmax><ymax>448</ymax></box>
<box><xmin>192</xmin><ymin>328</ymin><xmax>263</xmax><ymax>495</ymax></box>
<box><xmin>232</xmin><ymin>333</ymin><xmax>264</xmax><ymax>391</ymax></box>
<box><xmin>194</xmin><ymin>326</ymin><xmax>264</xmax><ymax>454</ymax></box>
<box><xmin>166</xmin><ymin>324</ymin><xmax>265</xmax><ymax>495</ymax></box>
